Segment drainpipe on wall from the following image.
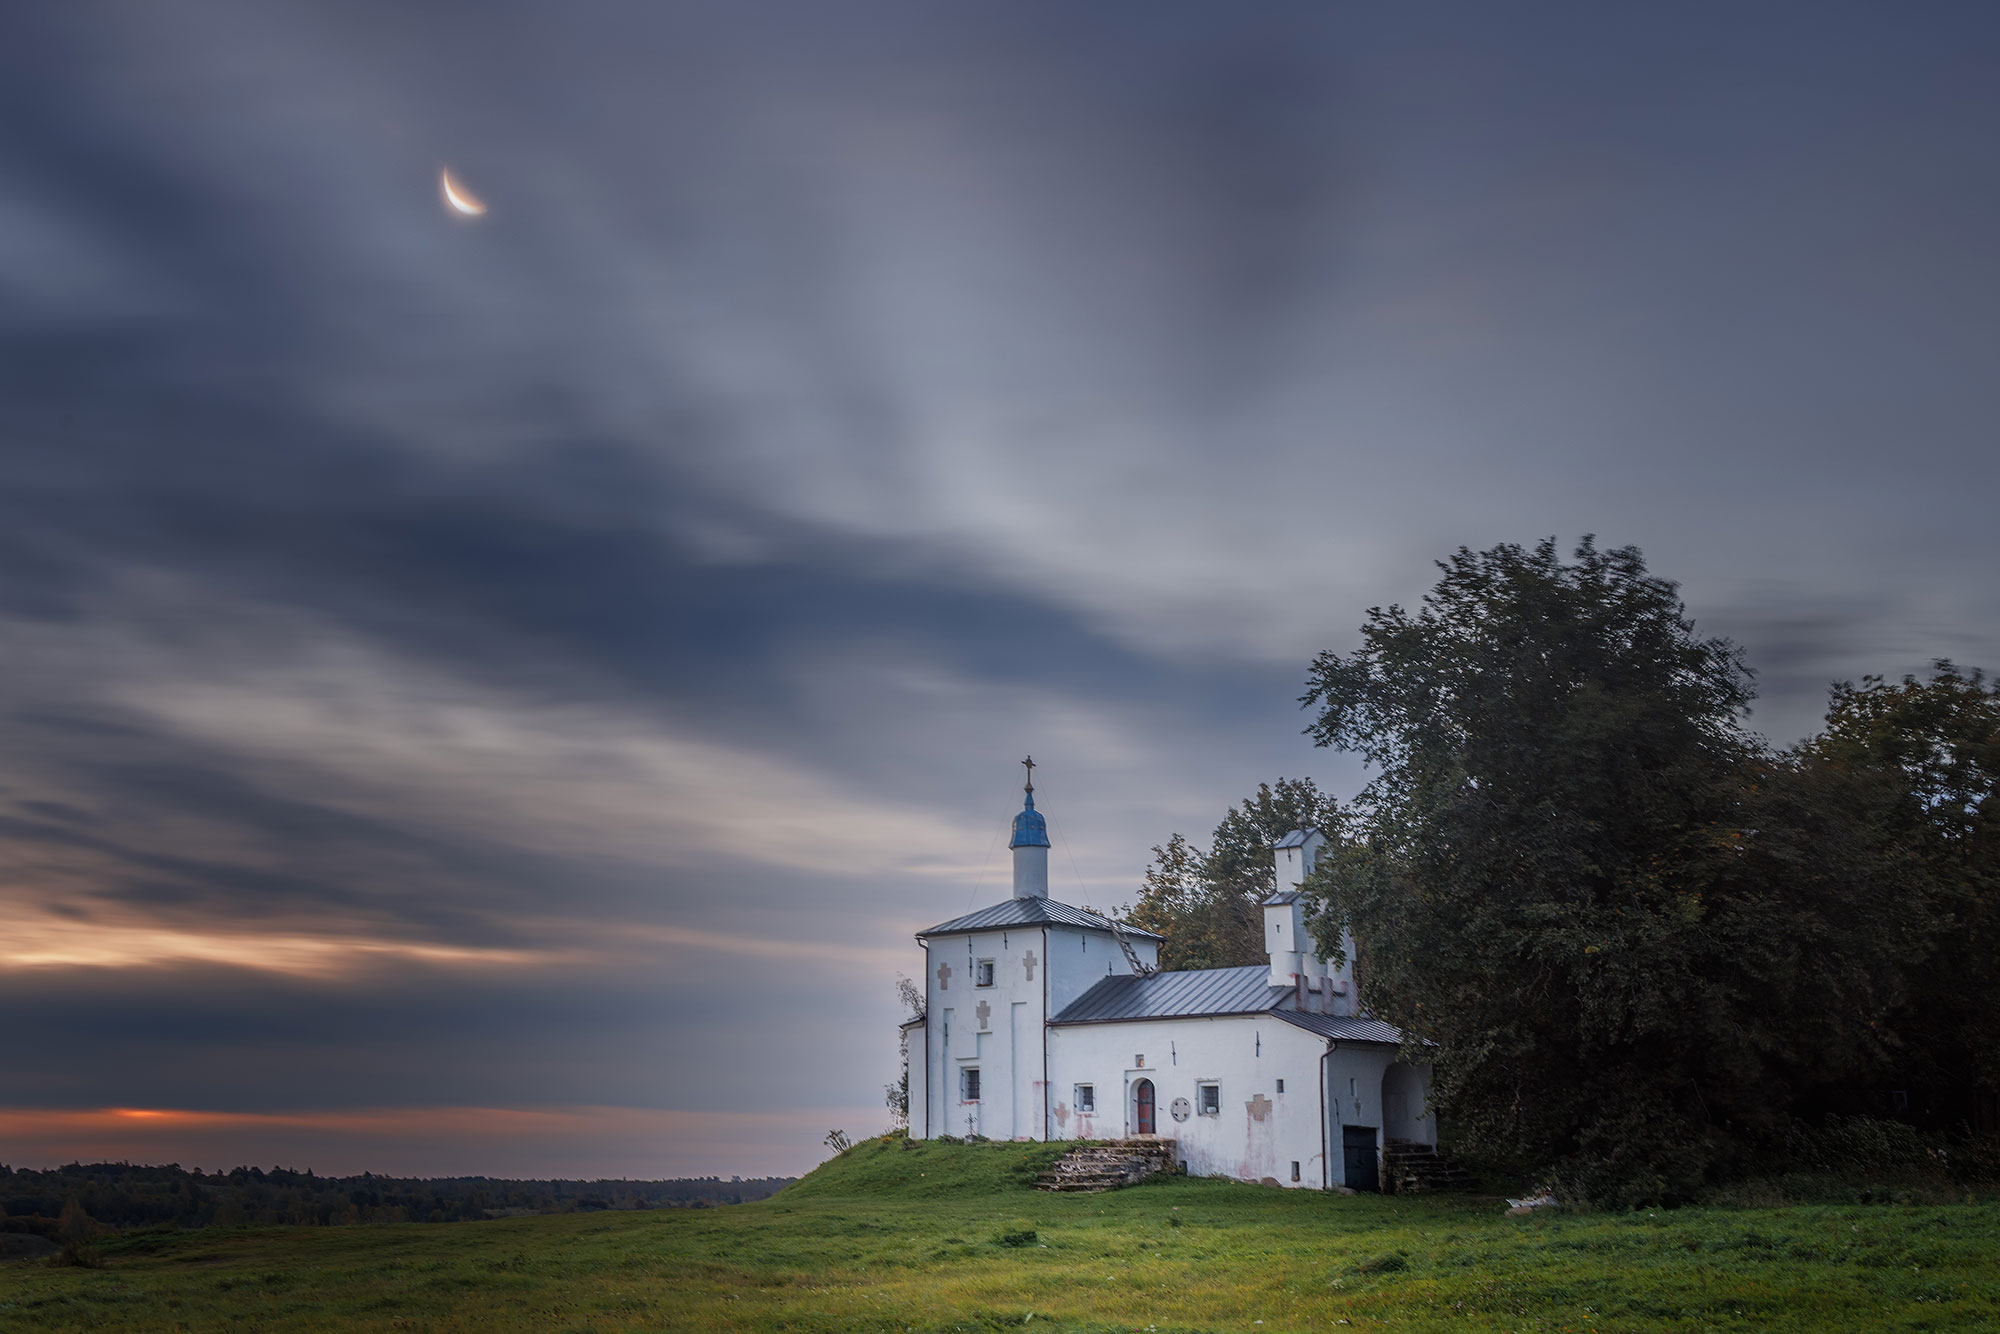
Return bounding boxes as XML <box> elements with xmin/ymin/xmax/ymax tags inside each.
<box><xmin>1041</xmin><ymin>927</ymin><xmax>1050</xmax><ymax>1141</ymax></box>
<box><xmin>922</xmin><ymin>943</ymin><xmax>932</xmax><ymax>1139</ymax></box>
<box><xmin>1319</xmin><ymin>1040</ymin><xmax>1335</xmax><ymax>1190</ymax></box>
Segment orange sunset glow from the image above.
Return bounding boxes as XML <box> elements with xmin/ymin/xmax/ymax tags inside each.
<box><xmin>0</xmin><ymin>1106</ymin><xmax>881</xmax><ymax>1179</ymax></box>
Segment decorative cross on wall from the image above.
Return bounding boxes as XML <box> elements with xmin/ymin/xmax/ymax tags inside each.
<box><xmin>976</xmin><ymin>1000</ymin><xmax>991</xmax><ymax>1029</ymax></box>
<box><xmin>1022</xmin><ymin>950</ymin><xmax>1037</xmax><ymax>981</ymax></box>
<box><xmin>1247</xmin><ymin>1094</ymin><xmax>1273</xmax><ymax>1122</ymax></box>
<box><xmin>936</xmin><ymin>963</ymin><xmax>951</xmax><ymax>990</ymax></box>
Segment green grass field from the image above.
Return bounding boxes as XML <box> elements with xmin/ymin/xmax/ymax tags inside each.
<box><xmin>5</xmin><ymin>1137</ymin><xmax>1998</xmax><ymax>1332</ymax></box>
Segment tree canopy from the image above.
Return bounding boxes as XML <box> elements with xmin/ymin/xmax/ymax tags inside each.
<box><xmin>1124</xmin><ymin>778</ymin><xmax>1339</xmax><ymax>971</ymax></box>
<box><xmin>1805</xmin><ymin>663</ymin><xmax>2000</xmax><ymax>1125</ymax></box>
<box><xmin>1300</xmin><ymin>538</ymin><xmax>1942</xmax><ymax>1203</ymax></box>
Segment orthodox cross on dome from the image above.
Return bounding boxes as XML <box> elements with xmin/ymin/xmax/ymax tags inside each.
<box><xmin>1021</xmin><ymin>755</ymin><xmax>1036</xmax><ymax>802</ymax></box>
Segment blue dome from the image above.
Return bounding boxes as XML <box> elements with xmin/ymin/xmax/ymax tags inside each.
<box><xmin>1009</xmin><ymin>791</ymin><xmax>1050</xmax><ymax>849</ymax></box>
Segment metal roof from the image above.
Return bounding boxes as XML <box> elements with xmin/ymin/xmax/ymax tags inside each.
<box><xmin>1050</xmin><ymin>963</ymin><xmax>1410</xmax><ymax>1045</ymax></box>
<box><xmin>1051</xmin><ymin>965</ymin><xmax>1286</xmax><ymax>1023</ymax></box>
<box><xmin>1259</xmin><ymin>888</ymin><xmax>1304</xmax><ymax>907</ymax></box>
<box><xmin>1009</xmin><ymin>791</ymin><xmax>1050</xmax><ymax>849</ymax></box>
<box><xmin>916</xmin><ymin>897</ymin><xmax>1164</xmax><ymax>940</ymax></box>
<box><xmin>1271</xmin><ymin>1011</ymin><xmax>1406</xmax><ymax>1045</ymax></box>
<box><xmin>1272</xmin><ymin>827</ymin><xmax>1325</xmax><ymax>849</ymax></box>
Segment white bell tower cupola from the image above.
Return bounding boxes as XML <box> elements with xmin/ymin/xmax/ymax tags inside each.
<box><xmin>1264</xmin><ymin>824</ymin><xmax>1351</xmax><ymax>1012</ymax></box>
<box><xmin>1009</xmin><ymin>756</ymin><xmax>1050</xmax><ymax>899</ymax></box>
<box><xmin>1272</xmin><ymin>824</ymin><xmax>1325</xmax><ymax>895</ymax></box>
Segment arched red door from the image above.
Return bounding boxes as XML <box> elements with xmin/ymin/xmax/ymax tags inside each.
<box><xmin>1135</xmin><ymin>1078</ymin><xmax>1156</xmax><ymax>1135</ymax></box>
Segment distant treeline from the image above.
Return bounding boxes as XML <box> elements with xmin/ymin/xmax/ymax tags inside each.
<box><xmin>0</xmin><ymin>1162</ymin><xmax>794</xmax><ymax>1236</ymax></box>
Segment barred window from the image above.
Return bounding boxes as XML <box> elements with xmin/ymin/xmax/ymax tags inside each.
<box><xmin>962</xmin><ymin>1068</ymin><xmax>981</xmax><ymax>1102</ymax></box>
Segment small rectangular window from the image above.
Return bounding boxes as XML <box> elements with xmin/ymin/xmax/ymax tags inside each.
<box><xmin>1197</xmin><ymin>1082</ymin><xmax>1220</xmax><ymax>1116</ymax></box>
<box><xmin>962</xmin><ymin>1067</ymin><xmax>981</xmax><ymax>1102</ymax></box>
<box><xmin>975</xmin><ymin>959</ymin><xmax>995</xmax><ymax>987</ymax></box>
<box><xmin>1074</xmin><ymin>1084</ymin><xmax>1095</xmax><ymax>1113</ymax></box>
<box><xmin>1276</xmin><ymin>1078</ymin><xmax>1285</xmax><ymax>1094</ymax></box>
<box><xmin>1291</xmin><ymin>1161</ymin><xmax>1301</xmax><ymax>1182</ymax></box>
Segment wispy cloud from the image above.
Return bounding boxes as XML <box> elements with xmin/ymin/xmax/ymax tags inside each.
<box><xmin>0</xmin><ymin>913</ymin><xmax>577</xmax><ymax>975</ymax></box>
<box><xmin>2</xmin><ymin>1</ymin><xmax>1996</xmax><ymax>1176</ymax></box>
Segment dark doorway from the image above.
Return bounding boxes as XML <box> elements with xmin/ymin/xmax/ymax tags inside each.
<box><xmin>1342</xmin><ymin>1125</ymin><xmax>1380</xmax><ymax>1192</ymax></box>
<box><xmin>1135</xmin><ymin>1078</ymin><xmax>1156</xmax><ymax>1135</ymax></box>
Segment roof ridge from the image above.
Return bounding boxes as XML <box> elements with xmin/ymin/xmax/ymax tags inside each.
<box><xmin>1050</xmin><ymin>962</ymin><xmax>1292</xmax><ymax>1024</ymax></box>
<box><xmin>915</xmin><ymin>896</ymin><xmax>1165</xmax><ymax>940</ymax></box>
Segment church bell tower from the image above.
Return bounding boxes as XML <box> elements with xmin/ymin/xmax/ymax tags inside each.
<box><xmin>1010</xmin><ymin>756</ymin><xmax>1050</xmax><ymax>899</ymax></box>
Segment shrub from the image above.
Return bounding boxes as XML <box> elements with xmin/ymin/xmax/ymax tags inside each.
<box><xmin>53</xmin><ymin>1242</ymin><xmax>104</xmax><ymax>1268</ymax></box>
<box><xmin>52</xmin><ymin>1198</ymin><xmax>103</xmax><ymax>1267</ymax></box>
<box><xmin>1783</xmin><ymin>1116</ymin><xmax>1935</xmax><ymax>1177</ymax></box>
<box><xmin>1950</xmin><ymin>1136</ymin><xmax>2000</xmax><ymax>1182</ymax></box>
<box><xmin>1355</xmin><ymin>1253</ymin><xmax>1408</xmax><ymax>1275</ymax></box>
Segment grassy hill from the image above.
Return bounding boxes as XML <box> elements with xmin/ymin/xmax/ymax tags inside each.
<box><xmin>5</xmin><ymin>1136</ymin><xmax>1999</xmax><ymax>1331</ymax></box>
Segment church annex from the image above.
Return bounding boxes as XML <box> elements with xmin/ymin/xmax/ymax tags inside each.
<box><xmin>905</xmin><ymin>767</ymin><xmax>1435</xmax><ymax>1191</ymax></box>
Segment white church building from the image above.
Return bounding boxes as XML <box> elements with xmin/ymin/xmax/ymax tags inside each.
<box><xmin>905</xmin><ymin>771</ymin><xmax>1436</xmax><ymax>1191</ymax></box>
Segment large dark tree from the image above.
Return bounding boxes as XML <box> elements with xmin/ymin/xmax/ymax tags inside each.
<box><xmin>1301</xmin><ymin>538</ymin><xmax>1920</xmax><ymax>1203</ymax></box>
<box><xmin>1804</xmin><ymin>662</ymin><xmax>2000</xmax><ymax>1130</ymax></box>
<box><xmin>1125</xmin><ymin>778</ymin><xmax>1339</xmax><ymax>971</ymax></box>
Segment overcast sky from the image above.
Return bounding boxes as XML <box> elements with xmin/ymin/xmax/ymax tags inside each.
<box><xmin>4</xmin><ymin>2</ymin><xmax>1998</xmax><ymax>1179</ymax></box>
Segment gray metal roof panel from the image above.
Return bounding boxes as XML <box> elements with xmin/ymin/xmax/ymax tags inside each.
<box><xmin>1271</xmin><ymin>1011</ymin><xmax>1406</xmax><ymax>1044</ymax></box>
<box><xmin>1051</xmin><ymin>965</ymin><xmax>1288</xmax><ymax>1023</ymax></box>
<box><xmin>1050</xmin><ymin>965</ymin><xmax>1411</xmax><ymax>1043</ymax></box>
<box><xmin>1272</xmin><ymin>828</ymin><xmax>1324</xmax><ymax>849</ymax></box>
<box><xmin>1259</xmin><ymin>889</ymin><xmax>1304</xmax><ymax>907</ymax></box>
<box><xmin>916</xmin><ymin>897</ymin><xmax>1164</xmax><ymax>940</ymax></box>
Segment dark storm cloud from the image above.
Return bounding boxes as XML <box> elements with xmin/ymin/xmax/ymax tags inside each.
<box><xmin>3</xmin><ymin>1</ymin><xmax>1998</xmax><ymax>1172</ymax></box>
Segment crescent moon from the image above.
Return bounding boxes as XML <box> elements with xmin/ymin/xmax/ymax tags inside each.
<box><xmin>439</xmin><ymin>169</ymin><xmax>486</xmax><ymax>217</ymax></box>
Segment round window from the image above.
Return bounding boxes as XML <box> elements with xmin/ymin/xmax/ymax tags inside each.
<box><xmin>1170</xmin><ymin>1097</ymin><xmax>1192</xmax><ymax>1123</ymax></box>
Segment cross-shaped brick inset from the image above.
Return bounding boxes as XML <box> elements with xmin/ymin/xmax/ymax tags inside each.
<box><xmin>976</xmin><ymin>1000</ymin><xmax>991</xmax><ymax>1029</ymax></box>
<box><xmin>1022</xmin><ymin>950</ymin><xmax>1037</xmax><ymax>981</ymax></box>
<box><xmin>936</xmin><ymin>962</ymin><xmax>951</xmax><ymax>991</ymax></box>
<box><xmin>1247</xmin><ymin>1094</ymin><xmax>1273</xmax><ymax>1123</ymax></box>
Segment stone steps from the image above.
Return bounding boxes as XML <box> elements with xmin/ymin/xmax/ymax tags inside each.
<box><xmin>1035</xmin><ymin>1139</ymin><xmax>1180</xmax><ymax>1193</ymax></box>
<box><xmin>1383</xmin><ymin>1139</ymin><xmax>1474</xmax><ymax>1194</ymax></box>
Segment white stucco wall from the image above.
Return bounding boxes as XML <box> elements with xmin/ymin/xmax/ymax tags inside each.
<box><xmin>924</xmin><ymin>926</ymin><xmax>1050</xmax><ymax>1140</ymax></box>
<box><xmin>1047</xmin><ymin>1016</ymin><xmax>1331</xmax><ymax>1188</ymax></box>
<box><xmin>1321</xmin><ymin>1045</ymin><xmax>1437</xmax><ymax>1185</ymax></box>
<box><xmin>1012</xmin><ymin>843</ymin><xmax>1049</xmax><ymax>898</ymax></box>
<box><xmin>903</xmin><ymin>1020</ymin><xmax>928</xmax><ymax>1139</ymax></box>
<box><xmin>1382</xmin><ymin>1061</ymin><xmax>1435</xmax><ymax>1147</ymax></box>
<box><xmin>1043</xmin><ymin>926</ymin><xmax>1155</xmax><ymax>1015</ymax></box>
